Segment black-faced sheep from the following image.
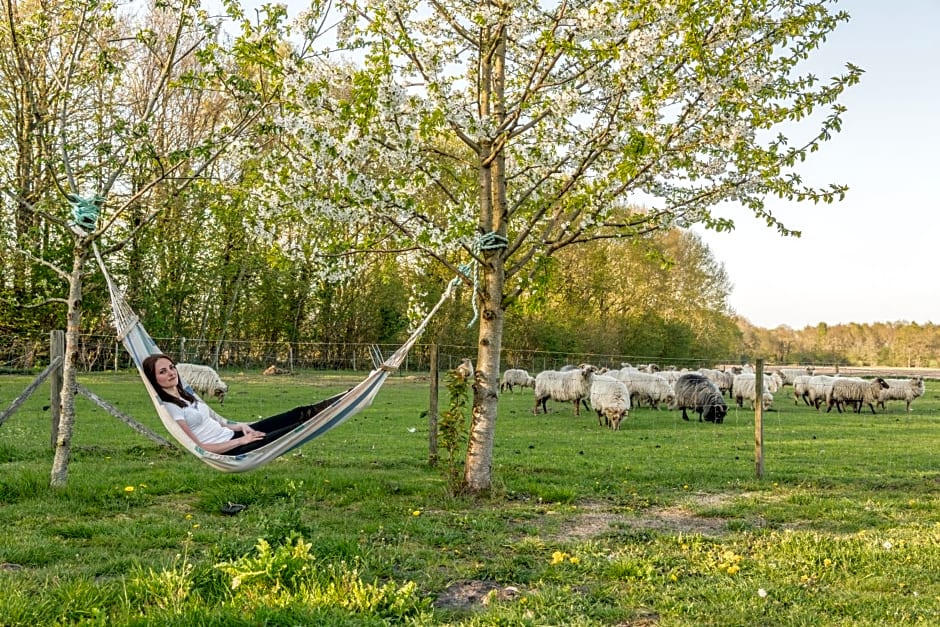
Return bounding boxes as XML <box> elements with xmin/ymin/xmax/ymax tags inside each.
<box><xmin>877</xmin><ymin>377</ymin><xmax>925</xmax><ymax>412</ymax></box>
<box><xmin>534</xmin><ymin>365</ymin><xmax>596</xmax><ymax>416</ymax></box>
<box><xmin>589</xmin><ymin>375</ymin><xmax>631</xmax><ymax>430</ymax></box>
<box><xmin>826</xmin><ymin>377</ymin><xmax>889</xmax><ymax>414</ymax></box>
<box><xmin>176</xmin><ymin>363</ymin><xmax>229</xmax><ymax>404</ymax></box>
<box><xmin>671</xmin><ymin>373</ymin><xmax>728</xmax><ymax>423</ymax></box>
<box><xmin>500</xmin><ymin>368</ymin><xmax>535</xmax><ymax>393</ymax></box>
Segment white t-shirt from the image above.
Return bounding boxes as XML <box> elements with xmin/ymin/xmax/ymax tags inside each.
<box><xmin>164</xmin><ymin>399</ymin><xmax>234</xmax><ymax>445</ymax></box>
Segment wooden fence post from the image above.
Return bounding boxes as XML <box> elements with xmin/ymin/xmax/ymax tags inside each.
<box><xmin>428</xmin><ymin>343</ymin><xmax>439</xmax><ymax>466</ymax></box>
<box><xmin>755</xmin><ymin>358</ymin><xmax>765</xmax><ymax>479</ymax></box>
<box><xmin>49</xmin><ymin>330</ymin><xmax>64</xmax><ymax>449</ymax></box>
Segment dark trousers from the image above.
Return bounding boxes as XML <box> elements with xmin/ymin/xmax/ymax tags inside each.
<box><xmin>223</xmin><ymin>392</ymin><xmax>344</xmax><ymax>456</ymax></box>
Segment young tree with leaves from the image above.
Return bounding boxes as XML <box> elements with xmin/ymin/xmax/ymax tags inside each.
<box><xmin>262</xmin><ymin>0</ymin><xmax>861</xmax><ymax>492</ymax></box>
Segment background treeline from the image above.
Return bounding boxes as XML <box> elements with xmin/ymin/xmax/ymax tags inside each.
<box><xmin>2</xmin><ymin>215</ymin><xmax>937</xmax><ymax>370</ymax></box>
<box><xmin>0</xmin><ymin>3</ymin><xmax>934</xmax><ymax>372</ymax></box>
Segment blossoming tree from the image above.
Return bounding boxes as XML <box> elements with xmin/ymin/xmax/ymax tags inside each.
<box><xmin>273</xmin><ymin>0</ymin><xmax>861</xmax><ymax>492</ymax></box>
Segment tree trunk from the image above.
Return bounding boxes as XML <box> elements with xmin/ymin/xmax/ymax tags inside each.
<box><xmin>463</xmin><ymin>247</ymin><xmax>504</xmax><ymax>492</ymax></box>
<box><xmin>50</xmin><ymin>245</ymin><xmax>88</xmax><ymax>488</ymax></box>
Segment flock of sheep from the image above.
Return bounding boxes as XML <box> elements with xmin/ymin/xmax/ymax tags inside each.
<box><xmin>499</xmin><ymin>363</ymin><xmax>927</xmax><ymax>430</ymax></box>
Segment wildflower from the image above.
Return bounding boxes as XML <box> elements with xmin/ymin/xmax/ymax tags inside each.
<box><xmin>883</xmin><ymin>541</ymin><xmax>893</xmax><ymax>550</ymax></box>
<box><xmin>823</xmin><ymin>558</ymin><xmax>832</xmax><ymax>567</ymax></box>
<box><xmin>727</xmin><ymin>564</ymin><xmax>740</xmax><ymax>575</ymax></box>
<box><xmin>412</xmin><ymin>510</ymin><xmax>421</xmax><ymax>517</ymax></box>
<box><xmin>124</xmin><ymin>486</ymin><xmax>135</xmax><ymax>493</ymax></box>
<box><xmin>551</xmin><ymin>551</ymin><xmax>568</xmax><ymax>565</ymax></box>
<box><xmin>185</xmin><ymin>514</ymin><xmax>193</xmax><ymax>520</ymax></box>
<box><xmin>569</xmin><ymin>556</ymin><xmax>580</xmax><ymax>565</ymax></box>
<box><xmin>758</xmin><ymin>588</ymin><xmax>768</xmax><ymax>598</ymax></box>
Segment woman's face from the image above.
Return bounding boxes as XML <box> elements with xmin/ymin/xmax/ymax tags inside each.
<box><xmin>152</xmin><ymin>358</ymin><xmax>179</xmax><ymax>391</ymax></box>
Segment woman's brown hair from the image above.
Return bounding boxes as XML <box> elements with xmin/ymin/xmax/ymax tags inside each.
<box><xmin>142</xmin><ymin>354</ymin><xmax>197</xmax><ymax>408</ymax></box>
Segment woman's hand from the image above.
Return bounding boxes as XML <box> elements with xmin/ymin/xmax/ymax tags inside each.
<box><xmin>239</xmin><ymin>429</ymin><xmax>265</xmax><ymax>443</ymax></box>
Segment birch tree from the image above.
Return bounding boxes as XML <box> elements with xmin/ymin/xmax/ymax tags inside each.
<box><xmin>0</xmin><ymin>0</ymin><xmax>287</xmax><ymax>487</ymax></box>
<box><xmin>270</xmin><ymin>0</ymin><xmax>860</xmax><ymax>492</ymax></box>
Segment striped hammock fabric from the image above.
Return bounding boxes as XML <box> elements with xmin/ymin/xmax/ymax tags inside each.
<box><xmin>94</xmin><ymin>244</ymin><xmax>459</xmax><ymax>472</ymax></box>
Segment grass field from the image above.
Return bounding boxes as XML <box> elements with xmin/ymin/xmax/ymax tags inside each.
<box><xmin>0</xmin><ymin>369</ymin><xmax>938</xmax><ymax>625</ymax></box>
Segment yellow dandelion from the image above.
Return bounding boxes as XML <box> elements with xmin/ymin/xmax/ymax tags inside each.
<box><xmin>823</xmin><ymin>558</ymin><xmax>832</xmax><ymax>567</ymax></box>
<box><xmin>185</xmin><ymin>514</ymin><xmax>193</xmax><ymax>520</ymax></box>
<box><xmin>412</xmin><ymin>510</ymin><xmax>422</xmax><ymax>517</ymax></box>
<box><xmin>124</xmin><ymin>486</ymin><xmax>135</xmax><ymax>493</ymax></box>
<box><xmin>727</xmin><ymin>564</ymin><xmax>740</xmax><ymax>575</ymax></box>
<box><xmin>551</xmin><ymin>551</ymin><xmax>567</xmax><ymax>565</ymax></box>
<box><xmin>670</xmin><ymin>573</ymin><xmax>678</xmax><ymax>582</ymax></box>
<box><xmin>569</xmin><ymin>556</ymin><xmax>580</xmax><ymax>565</ymax></box>
<box><xmin>192</xmin><ymin>523</ymin><xmax>200</xmax><ymax>529</ymax></box>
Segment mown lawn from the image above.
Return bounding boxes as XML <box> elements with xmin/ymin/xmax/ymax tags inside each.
<box><xmin>0</xmin><ymin>369</ymin><xmax>938</xmax><ymax>625</ymax></box>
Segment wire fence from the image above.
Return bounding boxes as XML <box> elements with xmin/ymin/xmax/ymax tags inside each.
<box><xmin>1</xmin><ymin>333</ymin><xmax>732</xmax><ymax>376</ymax></box>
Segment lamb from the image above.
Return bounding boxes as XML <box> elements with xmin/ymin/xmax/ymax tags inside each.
<box><xmin>609</xmin><ymin>369</ymin><xmax>675</xmax><ymax>409</ymax></box>
<box><xmin>876</xmin><ymin>377</ymin><xmax>925</xmax><ymax>412</ymax></box>
<box><xmin>826</xmin><ymin>377</ymin><xmax>889</xmax><ymax>414</ymax></box>
<box><xmin>176</xmin><ymin>363</ymin><xmax>229</xmax><ymax>404</ymax></box>
<box><xmin>500</xmin><ymin>368</ymin><xmax>536</xmax><ymax>393</ymax></box>
<box><xmin>534</xmin><ymin>364</ymin><xmax>596</xmax><ymax>416</ymax></box>
<box><xmin>589</xmin><ymin>375</ymin><xmax>631</xmax><ymax>430</ymax></box>
<box><xmin>671</xmin><ymin>373</ymin><xmax>728</xmax><ymax>423</ymax></box>
<box><xmin>731</xmin><ymin>373</ymin><xmax>774</xmax><ymax>410</ymax></box>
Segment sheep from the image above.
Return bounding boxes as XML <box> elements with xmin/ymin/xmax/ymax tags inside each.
<box><xmin>698</xmin><ymin>368</ymin><xmax>733</xmax><ymax>397</ymax></box>
<box><xmin>826</xmin><ymin>377</ymin><xmax>890</xmax><ymax>414</ymax></box>
<box><xmin>534</xmin><ymin>364</ymin><xmax>596</xmax><ymax>416</ymax></box>
<box><xmin>454</xmin><ymin>358</ymin><xmax>474</xmax><ymax>381</ymax></box>
<box><xmin>877</xmin><ymin>377</ymin><xmax>925</xmax><ymax>412</ymax></box>
<box><xmin>731</xmin><ymin>373</ymin><xmax>774</xmax><ymax>410</ymax></box>
<box><xmin>805</xmin><ymin>375</ymin><xmax>838</xmax><ymax>410</ymax></box>
<box><xmin>589</xmin><ymin>375</ymin><xmax>631</xmax><ymax>430</ymax></box>
<box><xmin>792</xmin><ymin>374</ymin><xmax>813</xmax><ymax>405</ymax></box>
<box><xmin>671</xmin><ymin>373</ymin><xmax>728</xmax><ymax>423</ymax></box>
<box><xmin>774</xmin><ymin>367</ymin><xmax>815</xmax><ymax>386</ymax></box>
<box><xmin>500</xmin><ymin>368</ymin><xmax>536</xmax><ymax>393</ymax></box>
<box><xmin>176</xmin><ymin>363</ymin><xmax>229</xmax><ymax>404</ymax></box>
<box><xmin>609</xmin><ymin>369</ymin><xmax>675</xmax><ymax>409</ymax></box>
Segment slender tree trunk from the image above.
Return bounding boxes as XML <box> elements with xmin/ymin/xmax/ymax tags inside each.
<box><xmin>50</xmin><ymin>244</ymin><xmax>88</xmax><ymax>488</ymax></box>
<box><xmin>464</xmin><ymin>250</ymin><xmax>504</xmax><ymax>492</ymax></box>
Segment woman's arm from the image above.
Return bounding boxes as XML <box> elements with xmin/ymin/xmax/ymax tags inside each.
<box><xmin>173</xmin><ymin>419</ymin><xmax>264</xmax><ymax>454</ymax></box>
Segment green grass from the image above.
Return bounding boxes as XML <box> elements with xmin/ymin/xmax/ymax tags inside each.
<box><xmin>1</xmin><ymin>370</ymin><xmax>939</xmax><ymax>625</ymax></box>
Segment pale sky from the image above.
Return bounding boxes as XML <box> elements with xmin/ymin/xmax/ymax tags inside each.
<box><xmin>224</xmin><ymin>1</ymin><xmax>938</xmax><ymax>330</ymax></box>
<box><xmin>692</xmin><ymin>1</ymin><xmax>939</xmax><ymax>329</ymax></box>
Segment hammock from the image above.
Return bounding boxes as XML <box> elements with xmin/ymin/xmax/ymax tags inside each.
<box><xmin>93</xmin><ymin>244</ymin><xmax>461</xmax><ymax>473</ymax></box>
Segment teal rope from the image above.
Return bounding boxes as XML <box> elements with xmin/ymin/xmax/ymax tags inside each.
<box><xmin>461</xmin><ymin>232</ymin><xmax>509</xmax><ymax>328</ymax></box>
<box><xmin>67</xmin><ymin>193</ymin><xmax>104</xmax><ymax>232</ymax></box>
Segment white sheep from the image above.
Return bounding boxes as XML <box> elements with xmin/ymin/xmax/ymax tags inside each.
<box><xmin>698</xmin><ymin>368</ymin><xmax>733</xmax><ymax>397</ymax></box>
<box><xmin>534</xmin><ymin>364</ymin><xmax>596</xmax><ymax>416</ymax></box>
<box><xmin>806</xmin><ymin>375</ymin><xmax>838</xmax><ymax>410</ymax></box>
<box><xmin>774</xmin><ymin>367</ymin><xmax>816</xmax><ymax>386</ymax></box>
<box><xmin>792</xmin><ymin>374</ymin><xmax>813</xmax><ymax>405</ymax></box>
<box><xmin>730</xmin><ymin>373</ymin><xmax>773</xmax><ymax>410</ymax></box>
<box><xmin>609</xmin><ymin>369</ymin><xmax>675</xmax><ymax>409</ymax></box>
<box><xmin>671</xmin><ymin>373</ymin><xmax>728</xmax><ymax>423</ymax></box>
<box><xmin>454</xmin><ymin>357</ymin><xmax>474</xmax><ymax>381</ymax></box>
<box><xmin>877</xmin><ymin>377</ymin><xmax>925</xmax><ymax>412</ymax></box>
<box><xmin>500</xmin><ymin>368</ymin><xmax>535</xmax><ymax>393</ymax></box>
<box><xmin>176</xmin><ymin>363</ymin><xmax>229</xmax><ymax>404</ymax></box>
<box><xmin>589</xmin><ymin>375</ymin><xmax>631</xmax><ymax>430</ymax></box>
<box><xmin>826</xmin><ymin>377</ymin><xmax>890</xmax><ymax>414</ymax></box>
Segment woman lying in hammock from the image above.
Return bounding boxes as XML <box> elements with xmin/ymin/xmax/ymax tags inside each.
<box><xmin>142</xmin><ymin>354</ymin><xmax>318</xmax><ymax>455</ymax></box>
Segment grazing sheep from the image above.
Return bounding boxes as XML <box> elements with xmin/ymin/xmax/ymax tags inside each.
<box><xmin>534</xmin><ymin>365</ymin><xmax>596</xmax><ymax>416</ymax></box>
<box><xmin>609</xmin><ymin>369</ymin><xmax>675</xmax><ymax>409</ymax></box>
<box><xmin>500</xmin><ymin>368</ymin><xmax>536</xmax><ymax>393</ymax></box>
<box><xmin>826</xmin><ymin>377</ymin><xmax>890</xmax><ymax>414</ymax></box>
<box><xmin>671</xmin><ymin>373</ymin><xmax>728</xmax><ymax>423</ymax></box>
<box><xmin>877</xmin><ymin>377</ymin><xmax>925</xmax><ymax>412</ymax></box>
<box><xmin>792</xmin><ymin>374</ymin><xmax>813</xmax><ymax>405</ymax></box>
<box><xmin>176</xmin><ymin>363</ymin><xmax>229</xmax><ymax>404</ymax></box>
<box><xmin>731</xmin><ymin>373</ymin><xmax>774</xmax><ymax>410</ymax></box>
<box><xmin>589</xmin><ymin>375</ymin><xmax>631</xmax><ymax>430</ymax></box>
<box><xmin>698</xmin><ymin>368</ymin><xmax>733</xmax><ymax>397</ymax></box>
